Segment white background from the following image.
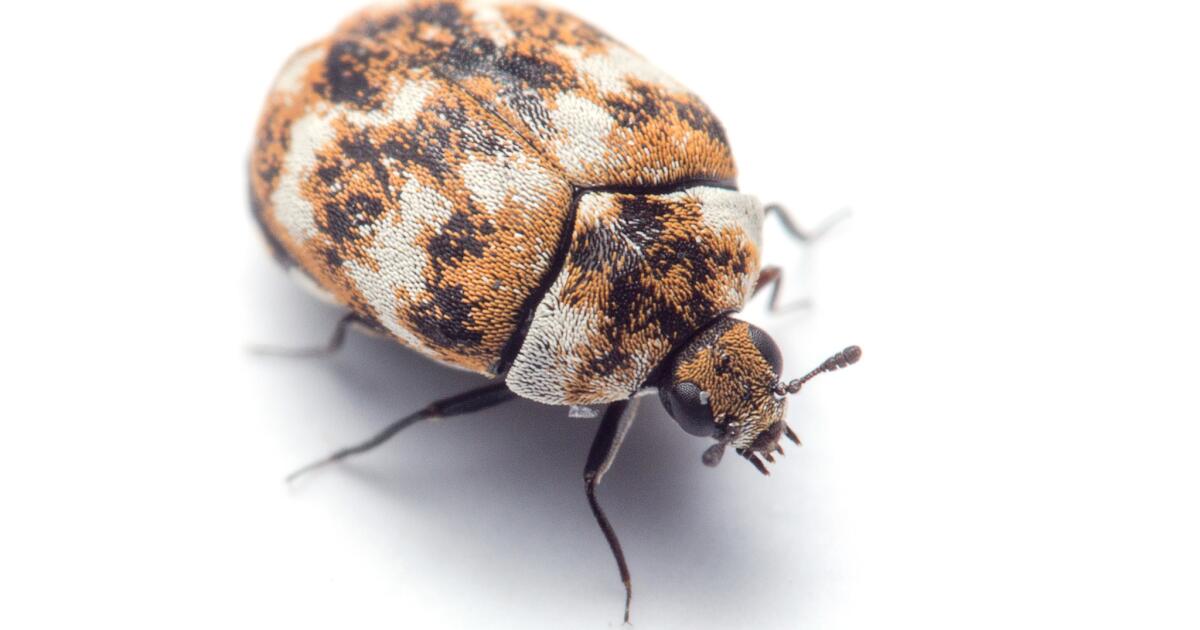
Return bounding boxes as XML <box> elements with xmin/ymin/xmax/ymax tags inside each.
<box><xmin>3</xmin><ymin>1</ymin><xmax>1198</xmax><ymax>628</ymax></box>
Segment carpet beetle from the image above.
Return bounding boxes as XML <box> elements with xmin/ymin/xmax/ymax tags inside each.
<box><xmin>249</xmin><ymin>0</ymin><xmax>861</xmax><ymax>621</ymax></box>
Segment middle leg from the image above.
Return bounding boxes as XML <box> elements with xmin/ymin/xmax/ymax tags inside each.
<box><xmin>752</xmin><ymin>265</ymin><xmax>812</xmax><ymax>314</ymax></box>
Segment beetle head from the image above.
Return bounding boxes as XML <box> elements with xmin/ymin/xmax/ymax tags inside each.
<box><xmin>658</xmin><ymin>317</ymin><xmax>789</xmax><ymax>473</ymax></box>
<box><xmin>658</xmin><ymin>316</ymin><xmax>861</xmax><ymax>475</ymax></box>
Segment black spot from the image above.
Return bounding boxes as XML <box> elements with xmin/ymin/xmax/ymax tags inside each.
<box><xmin>258</xmin><ymin>164</ymin><xmax>279</xmax><ymax>185</ymax></box>
<box><xmin>731</xmin><ymin>249</ymin><xmax>748</xmax><ymax>274</ymax></box>
<box><xmin>604</xmin><ymin>83</ymin><xmax>662</xmax><ymax>128</ymax></box>
<box><xmin>443</xmin><ymin>36</ymin><xmax>498</xmax><ymax>74</ymax></box>
<box><xmin>324</xmin><ymin>193</ymin><xmax>385</xmax><ymax>243</ymax></box>
<box><xmin>671</xmin><ymin>97</ymin><xmax>729</xmax><ymax>144</ymax></box>
<box><xmin>316</xmin><ymin>165</ymin><xmax>341</xmax><ymax>185</ymax></box>
<box><xmin>351</xmin><ymin>14</ymin><xmax>400</xmax><ymax>38</ymax></box>
<box><xmin>616</xmin><ymin>195</ymin><xmax>668</xmax><ymax>250</ymax></box>
<box><xmin>492</xmin><ymin>52</ymin><xmax>567</xmax><ymax>90</ymax></box>
<box><xmin>426</xmin><ymin>211</ymin><xmax>488</xmax><ymax>273</ymax></box>
<box><xmin>409</xmin><ymin>284</ymin><xmax>483</xmax><ymax>349</ymax></box>
<box><xmin>380</xmin><ymin>136</ymin><xmax>451</xmax><ymax>182</ymax></box>
<box><xmin>323</xmin><ymin>40</ymin><xmax>387</xmax><ymax>107</ymax></box>
<box><xmin>408</xmin><ymin>2</ymin><xmax>463</xmax><ymax>31</ymax></box>
<box><xmin>323</xmin><ymin>248</ymin><xmax>343</xmax><ymax>269</ymax></box>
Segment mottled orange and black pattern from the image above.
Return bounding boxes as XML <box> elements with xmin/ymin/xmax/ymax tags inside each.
<box><xmin>334</xmin><ymin>1</ymin><xmax>737</xmax><ymax>187</ymax></box>
<box><xmin>252</xmin><ymin>44</ymin><xmax>573</xmax><ymax>374</ymax></box>
<box><xmin>507</xmin><ymin>186</ymin><xmax>761</xmax><ymax>404</ymax></box>
<box><xmin>671</xmin><ymin>318</ymin><xmax>787</xmax><ymax>450</ymax></box>
<box><xmin>251</xmin><ymin>0</ymin><xmax>748</xmax><ymax>381</ymax></box>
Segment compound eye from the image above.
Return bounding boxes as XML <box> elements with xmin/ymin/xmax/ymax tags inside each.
<box><xmin>664</xmin><ymin>381</ymin><xmax>716</xmax><ymax>437</ymax></box>
<box><xmin>747</xmin><ymin>324</ymin><xmax>783</xmax><ymax>374</ymax></box>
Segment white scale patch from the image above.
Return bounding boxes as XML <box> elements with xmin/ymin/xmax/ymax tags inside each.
<box><xmin>272</xmin><ymin>44</ymin><xmax>326</xmax><ymax>95</ymax></box>
<box><xmin>507</xmin><ymin>272</ymin><xmax>603</xmax><ymax>404</ymax></box>
<box><xmin>575</xmin><ymin>192</ymin><xmax>615</xmax><ymax>225</ymax></box>
<box><xmin>468</xmin><ymin>2</ymin><xmax>516</xmax><ymax>47</ymax></box>
<box><xmin>550</xmin><ymin>93</ymin><xmax>616</xmax><ymax>177</ymax></box>
<box><xmin>460</xmin><ymin>153</ymin><xmax>559</xmax><ymax>215</ymax></box>
<box><xmin>555</xmin><ymin>43</ymin><xmax>686</xmax><ymax>96</ymax></box>
<box><xmin>271</xmin><ymin>108</ymin><xmax>338</xmax><ymax>244</ymax></box>
<box><xmin>688</xmin><ymin>186</ymin><xmax>764</xmax><ymax>250</ymax></box>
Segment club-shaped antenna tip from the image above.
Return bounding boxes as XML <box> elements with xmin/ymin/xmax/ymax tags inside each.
<box><xmin>844</xmin><ymin>346</ymin><xmax>863</xmax><ymax>364</ymax></box>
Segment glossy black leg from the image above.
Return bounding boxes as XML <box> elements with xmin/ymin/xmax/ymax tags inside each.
<box><xmin>583</xmin><ymin>397</ymin><xmax>641</xmax><ymax>623</ymax></box>
<box><xmin>287</xmin><ymin>382</ymin><xmax>517</xmax><ymax>482</ymax></box>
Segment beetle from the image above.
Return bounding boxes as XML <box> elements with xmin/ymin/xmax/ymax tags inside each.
<box><xmin>249</xmin><ymin>0</ymin><xmax>861</xmax><ymax>621</ymax></box>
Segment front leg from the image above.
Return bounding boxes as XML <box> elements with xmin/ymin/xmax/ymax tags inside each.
<box><xmin>584</xmin><ymin>397</ymin><xmax>642</xmax><ymax>624</ymax></box>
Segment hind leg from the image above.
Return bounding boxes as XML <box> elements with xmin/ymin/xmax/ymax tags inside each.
<box><xmin>286</xmin><ymin>382</ymin><xmax>517</xmax><ymax>482</ymax></box>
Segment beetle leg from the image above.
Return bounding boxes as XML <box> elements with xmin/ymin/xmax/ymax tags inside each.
<box><xmin>583</xmin><ymin>397</ymin><xmax>641</xmax><ymax>624</ymax></box>
<box><xmin>248</xmin><ymin>312</ymin><xmax>365</xmax><ymax>358</ymax></box>
<box><xmin>286</xmin><ymin>382</ymin><xmax>516</xmax><ymax>482</ymax></box>
<box><xmin>753</xmin><ymin>205</ymin><xmax>850</xmax><ymax>314</ymax></box>
<box><xmin>751</xmin><ymin>266</ymin><xmax>813</xmax><ymax>314</ymax></box>
<box><xmin>763</xmin><ymin>204</ymin><xmax>851</xmax><ymax>243</ymax></box>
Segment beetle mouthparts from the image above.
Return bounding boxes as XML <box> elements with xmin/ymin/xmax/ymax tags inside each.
<box><xmin>702</xmin><ymin>442</ymin><xmax>727</xmax><ymax>467</ymax></box>
<box><xmin>739</xmin><ymin>449</ymin><xmax>771</xmax><ymax>476</ymax></box>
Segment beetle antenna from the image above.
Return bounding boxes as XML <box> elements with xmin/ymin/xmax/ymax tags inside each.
<box><xmin>774</xmin><ymin>345</ymin><xmax>862</xmax><ymax>396</ymax></box>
